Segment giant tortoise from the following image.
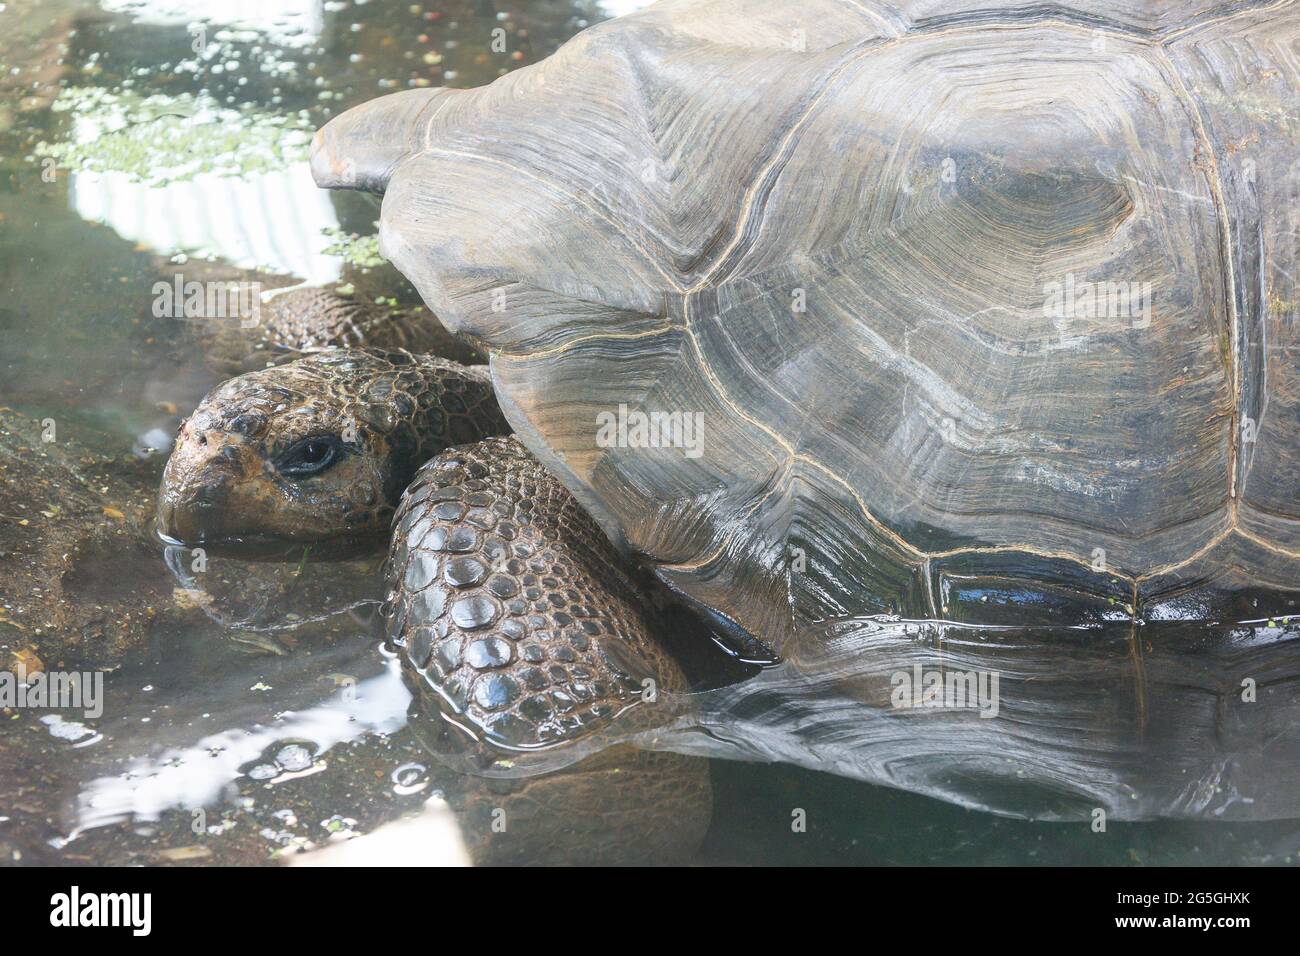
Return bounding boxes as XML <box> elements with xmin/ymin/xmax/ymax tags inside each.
<box><xmin>162</xmin><ymin>0</ymin><xmax>1300</xmax><ymax>820</ymax></box>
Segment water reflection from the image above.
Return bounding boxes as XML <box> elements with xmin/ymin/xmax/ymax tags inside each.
<box><xmin>60</xmin><ymin>577</ymin><xmax>1300</xmax><ymax>841</ymax></box>
<box><xmin>70</xmin><ymin>644</ymin><xmax>408</xmax><ymax>836</ymax></box>
<box><xmin>661</xmin><ymin>616</ymin><xmax>1300</xmax><ymax>822</ymax></box>
<box><xmin>100</xmin><ymin>0</ymin><xmax>326</xmax><ymax>46</ymax></box>
<box><xmin>72</xmin><ymin>165</ymin><xmax>342</xmax><ymax>282</ymax></box>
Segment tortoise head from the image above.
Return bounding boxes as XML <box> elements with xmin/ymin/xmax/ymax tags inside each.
<box><xmin>157</xmin><ymin>349</ymin><xmax>504</xmax><ymax>550</ymax></box>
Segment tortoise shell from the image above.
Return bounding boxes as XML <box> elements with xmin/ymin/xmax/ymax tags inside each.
<box><xmin>312</xmin><ymin>0</ymin><xmax>1299</xmax><ymax>653</ymax></box>
<box><xmin>309</xmin><ymin>0</ymin><xmax>1300</xmax><ymax>818</ymax></box>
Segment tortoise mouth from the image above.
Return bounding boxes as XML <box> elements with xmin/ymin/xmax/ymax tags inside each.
<box><xmin>151</xmin><ymin>518</ymin><xmax>384</xmax><ymax>561</ymax></box>
<box><xmin>153</xmin><ymin>517</ymin><xmax>301</xmax><ymax>557</ymax></box>
<box><xmin>155</xmin><ymin>466</ymin><xmax>393</xmax><ymax>560</ymax></box>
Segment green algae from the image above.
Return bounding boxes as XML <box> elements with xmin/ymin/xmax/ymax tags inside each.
<box><xmin>321</xmin><ymin>225</ymin><xmax>386</xmax><ymax>269</ymax></box>
<box><xmin>33</xmin><ymin>86</ymin><xmax>313</xmax><ymax>185</ymax></box>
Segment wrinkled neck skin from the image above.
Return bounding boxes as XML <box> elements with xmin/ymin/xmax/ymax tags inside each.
<box><xmin>156</xmin><ymin>348</ymin><xmax>509</xmax><ymax>559</ymax></box>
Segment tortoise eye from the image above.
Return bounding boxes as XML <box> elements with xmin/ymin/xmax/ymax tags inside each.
<box><xmin>277</xmin><ymin>435</ymin><xmax>342</xmax><ymax>478</ymax></box>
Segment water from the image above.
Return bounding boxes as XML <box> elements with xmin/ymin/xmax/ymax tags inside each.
<box><xmin>1</xmin><ymin>0</ymin><xmax>1297</xmax><ymax>866</ymax></box>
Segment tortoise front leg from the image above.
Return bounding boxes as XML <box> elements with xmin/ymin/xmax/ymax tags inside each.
<box><xmin>385</xmin><ymin>435</ymin><xmax>686</xmax><ymax>751</ymax></box>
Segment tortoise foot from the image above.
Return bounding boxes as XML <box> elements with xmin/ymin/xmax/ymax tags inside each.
<box><xmin>384</xmin><ymin>435</ymin><xmax>686</xmax><ymax>751</ymax></box>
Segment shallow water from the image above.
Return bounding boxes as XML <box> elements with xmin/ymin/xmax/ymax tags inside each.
<box><xmin>0</xmin><ymin>0</ymin><xmax>1297</xmax><ymax>865</ymax></box>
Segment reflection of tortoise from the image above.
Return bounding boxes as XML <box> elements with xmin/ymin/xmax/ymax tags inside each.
<box><xmin>164</xmin><ymin>0</ymin><xmax>1299</xmax><ymax>811</ymax></box>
